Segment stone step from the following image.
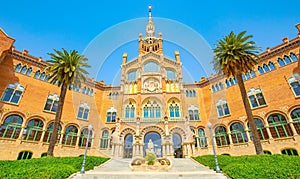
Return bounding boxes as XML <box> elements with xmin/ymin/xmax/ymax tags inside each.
<box><xmin>75</xmin><ymin>172</ymin><xmax>227</xmax><ymax>179</ymax></box>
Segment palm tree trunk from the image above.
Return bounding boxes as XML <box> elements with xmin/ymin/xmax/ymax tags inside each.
<box><xmin>236</xmin><ymin>72</ymin><xmax>264</xmax><ymax>155</ymax></box>
<box><xmin>47</xmin><ymin>82</ymin><xmax>68</xmax><ymax>156</ymax></box>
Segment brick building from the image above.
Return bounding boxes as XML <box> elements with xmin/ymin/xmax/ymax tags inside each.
<box><xmin>0</xmin><ymin>8</ymin><xmax>300</xmax><ymax>160</ymax></box>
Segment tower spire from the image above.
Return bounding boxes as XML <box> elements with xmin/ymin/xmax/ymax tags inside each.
<box><xmin>146</xmin><ymin>5</ymin><xmax>155</xmax><ymax>38</ymax></box>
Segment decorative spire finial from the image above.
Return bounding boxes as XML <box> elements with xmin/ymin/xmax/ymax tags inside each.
<box><xmin>146</xmin><ymin>5</ymin><xmax>155</xmax><ymax>38</ymax></box>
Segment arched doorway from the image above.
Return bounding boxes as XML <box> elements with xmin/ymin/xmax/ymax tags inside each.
<box><xmin>144</xmin><ymin>132</ymin><xmax>162</xmax><ymax>157</ymax></box>
<box><xmin>172</xmin><ymin>133</ymin><xmax>183</xmax><ymax>158</ymax></box>
<box><xmin>124</xmin><ymin>134</ymin><xmax>133</xmax><ymax>158</ymax></box>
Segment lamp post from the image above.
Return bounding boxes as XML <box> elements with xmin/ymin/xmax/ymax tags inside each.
<box><xmin>207</xmin><ymin>121</ymin><xmax>221</xmax><ymax>173</ymax></box>
<box><xmin>80</xmin><ymin>124</ymin><xmax>93</xmax><ymax>174</ymax></box>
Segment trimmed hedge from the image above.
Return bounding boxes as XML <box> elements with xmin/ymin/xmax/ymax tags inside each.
<box><xmin>193</xmin><ymin>155</ymin><xmax>300</xmax><ymax>179</ymax></box>
<box><xmin>0</xmin><ymin>156</ymin><xmax>109</xmax><ymax>179</ymax></box>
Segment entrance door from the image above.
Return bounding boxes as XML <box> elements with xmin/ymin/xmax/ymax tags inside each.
<box><xmin>124</xmin><ymin>134</ymin><xmax>133</xmax><ymax>158</ymax></box>
<box><xmin>172</xmin><ymin>133</ymin><xmax>183</xmax><ymax>158</ymax></box>
<box><xmin>144</xmin><ymin>132</ymin><xmax>162</xmax><ymax>157</ymax></box>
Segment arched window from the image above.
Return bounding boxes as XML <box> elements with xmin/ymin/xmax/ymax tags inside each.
<box><xmin>281</xmin><ymin>148</ymin><xmax>298</xmax><ymax>156</ymax></box>
<box><xmin>250</xmin><ymin>70</ymin><xmax>256</xmax><ymax>78</ymax></box>
<box><xmin>82</xmin><ymin>87</ymin><xmax>86</xmax><ymax>94</ymax></box>
<box><xmin>15</xmin><ymin>63</ymin><xmax>22</xmax><ymax>72</ymax></box>
<box><xmin>192</xmin><ymin>90</ymin><xmax>196</xmax><ymax>97</ymax></box>
<box><xmin>264</xmin><ymin>151</ymin><xmax>272</xmax><ymax>155</ymax></box>
<box><xmin>185</xmin><ymin>90</ymin><xmax>189</xmax><ymax>97</ymax></box>
<box><xmin>277</xmin><ymin>58</ymin><xmax>285</xmax><ymax>67</ymax></box>
<box><xmin>230</xmin><ymin>122</ymin><xmax>248</xmax><ymax>144</ymax></box>
<box><xmin>26</xmin><ymin>67</ymin><xmax>32</xmax><ymax>76</ymax></box>
<box><xmin>44</xmin><ymin>74</ymin><xmax>50</xmax><ymax>81</ymax></box>
<box><xmin>188</xmin><ymin>105</ymin><xmax>200</xmax><ymax>121</ymax></box>
<box><xmin>79</xmin><ymin>128</ymin><xmax>93</xmax><ymax>147</ymax></box>
<box><xmin>39</xmin><ymin>72</ymin><xmax>45</xmax><ymax>80</ymax></box>
<box><xmin>215</xmin><ymin>126</ymin><xmax>229</xmax><ymax>146</ymax></box>
<box><xmin>34</xmin><ymin>70</ymin><xmax>41</xmax><ymax>78</ymax></box>
<box><xmin>44</xmin><ymin>94</ymin><xmax>59</xmax><ymax>112</ymax></box>
<box><xmin>62</xmin><ymin>125</ymin><xmax>78</xmax><ymax>146</ymax></box>
<box><xmin>20</xmin><ymin>66</ymin><xmax>27</xmax><ymax>74</ymax></box>
<box><xmin>77</xmin><ymin>103</ymin><xmax>90</xmax><ymax>120</ymax></box>
<box><xmin>283</xmin><ymin>55</ymin><xmax>291</xmax><ymax>65</ymax></box>
<box><xmin>143</xmin><ymin>101</ymin><xmax>161</xmax><ymax>119</ymax></box>
<box><xmin>288</xmin><ymin>77</ymin><xmax>300</xmax><ymax>97</ymax></box>
<box><xmin>290</xmin><ymin>53</ymin><xmax>298</xmax><ymax>62</ymax></box>
<box><xmin>17</xmin><ymin>151</ymin><xmax>32</xmax><ymax>160</ymax></box>
<box><xmin>216</xmin><ymin>99</ymin><xmax>230</xmax><ymax>117</ymax></box>
<box><xmin>215</xmin><ymin>84</ymin><xmax>220</xmax><ymax>91</ymax></box>
<box><xmin>127</xmin><ymin>70</ymin><xmax>136</xmax><ymax>81</ymax></box>
<box><xmin>211</xmin><ymin>86</ymin><xmax>216</xmax><ymax>92</ymax></box>
<box><xmin>144</xmin><ymin>61</ymin><xmax>159</xmax><ymax>72</ymax></box>
<box><xmin>263</xmin><ymin>64</ymin><xmax>270</xmax><ymax>72</ymax></box>
<box><xmin>268</xmin><ymin>62</ymin><xmax>276</xmax><ymax>71</ymax></box>
<box><xmin>100</xmin><ymin>130</ymin><xmax>109</xmax><ymax>148</ymax></box>
<box><xmin>166</xmin><ymin>70</ymin><xmax>176</xmax><ymax>80</ymax></box>
<box><xmin>225</xmin><ymin>79</ymin><xmax>230</xmax><ymax>87</ymax></box>
<box><xmin>198</xmin><ymin>128</ymin><xmax>207</xmax><ymax>148</ymax></box>
<box><xmin>229</xmin><ymin>78</ymin><xmax>235</xmax><ymax>86</ymax></box>
<box><xmin>43</xmin><ymin>122</ymin><xmax>62</xmax><ymax>143</ymax></box>
<box><xmin>189</xmin><ymin>90</ymin><xmax>193</xmax><ymax>97</ymax></box>
<box><xmin>106</xmin><ymin>107</ymin><xmax>117</xmax><ymax>122</ymax></box>
<box><xmin>86</xmin><ymin>88</ymin><xmax>90</xmax><ymax>95</ymax></box>
<box><xmin>0</xmin><ymin>114</ymin><xmax>23</xmax><ymax>139</ymax></box>
<box><xmin>169</xmin><ymin>101</ymin><xmax>180</xmax><ymax>118</ymax></box>
<box><xmin>219</xmin><ymin>83</ymin><xmax>224</xmax><ymax>90</ymax></box>
<box><xmin>90</xmin><ymin>89</ymin><xmax>94</xmax><ymax>96</ymax></box>
<box><xmin>290</xmin><ymin>108</ymin><xmax>300</xmax><ymax>135</ymax></box>
<box><xmin>245</xmin><ymin>72</ymin><xmax>251</xmax><ymax>80</ymax></box>
<box><xmin>23</xmin><ymin>119</ymin><xmax>44</xmax><ymax>141</ymax></box>
<box><xmin>258</xmin><ymin>66</ymin><xmax>264</xmax><ymax>74</ymax></box>
<box><xmin>267</xmin><ymin>114</ymin><xmax>293</xmax><ymax>138</ymax></box>
<box><xmin>1</xmin><ymin>83</ymin><xmax>25</xmax><ymax>104</ymax></box>
<box><xmin>125</xmin><ymin>102</ymin><xmax>135</xmax><ymax>119</ymax></box>
<box><xmin>248</xmin><ymin>118</ymin><xmax>269</xmax><ymax>140</ymax></box>
<box><xmin>247</xmin><ymin>88</ymin><xmax>267</xmax><ymax>108</ymax></box>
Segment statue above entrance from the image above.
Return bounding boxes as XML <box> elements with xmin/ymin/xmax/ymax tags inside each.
<box><xmin>146</xmin><ymin>139</ymin><xmax>155</xmax><ymax>154</ymax></box>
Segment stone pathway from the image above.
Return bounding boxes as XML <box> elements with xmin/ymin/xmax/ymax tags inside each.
<box><xmin>73</xmin><ymin>158</ymin><xmax>228</xmax><ymax>179</ymax></box>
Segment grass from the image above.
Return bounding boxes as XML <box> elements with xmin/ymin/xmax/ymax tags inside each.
<box><xmin>193</xmin><ymin>155</ymin><xmax>300</xmax><ymax>179</ymax></box>
<box><xmin>0</xmin><ymin>156</ymin><xmax>109</xmax><ymax>179</ymax></box>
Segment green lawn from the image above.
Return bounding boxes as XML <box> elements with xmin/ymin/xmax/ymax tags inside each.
<box><xmin>0</xmin><ymin>156</ymin><xmax>109</xmax><ymax>179</ymax></box>
<box><xmin>193</xmin><ymin>155</ymin><xmax>300</xmax><ymax>179</ymax></box>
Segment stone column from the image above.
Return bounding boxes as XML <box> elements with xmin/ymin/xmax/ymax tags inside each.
<box><xmin>288</xmin><ymin>120</ymin><xmax>298</xmax><ymax>136</ymax></box>
<box><xmin>196</xmin><ymin>137</ymin><xmax>200</xmax><ymax>148</ymax></box>
<box><xmin>228</xmin><ymin>132</ymin><xmax>233</xmax><ymax>145</ymax></box>
<box><xmin>119</xmin><ymin>144</ymin><xmax>123</xmax><ymax>158</ymax></box>
<box><xmin>140</xmin><ymin>144</ymin><xmax>144</xmax><ymax>157</ymax></box>
<box><xmin>183</xmin><ymin>144</ymin><xmax>187</xmax><ymax>157</ymax></box>
<box><xmin>187</xmin><ymin>144</ymin><xmax>192</xmax><ymax>157</ymax></box>
<box><xmin>132</xmin><ymin>144</ymin><xmax>136</xmax><ymax>156</ymax></box>
<box><xmin>111</xmin><ymin>144</ymin><xmax>115</xmax><ymax>155</ymax></box>
<box><xmin>18</xmin><ymin>125</ymin><xmax>26</xmax><ymax>141</ymax></box>
<box><xmin>59</xmin><ymin>132</ymin><xmax>64</xmax><ymax>145</ymax></box>
<box><xmin>192</xmin><ymin>143</ymin><xmax>196</xmax><ymax>155</ymax></box>
<box><xmin>265</xmin><ymin>125</ymin><xmax>273</xmax><ymax>139</ymax></box>
<box><xmin>244</xmin><ymin>126</ymin><xmax>251</xmax><ymax>142</ymax></box>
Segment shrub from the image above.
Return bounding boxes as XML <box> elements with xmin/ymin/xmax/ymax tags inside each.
<box><xmin>145</xmin><ymin>153</ymin><xmax>157</xmax><ymax>165</ymax></box>
<box><xmin>0</xmin><ymin>156</ymin><xmax>109</xmax><ymax>179</ymax></box>
<box><xmin>193</xmin><ymin>155</ymin><xmax>300</xmax><ymax>179</ymax></box>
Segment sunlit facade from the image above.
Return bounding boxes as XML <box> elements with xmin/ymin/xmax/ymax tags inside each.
<box><xmin>0</xmin><ymin>10</ymin><xmax>300</xmax><ymax>160</ymax></box>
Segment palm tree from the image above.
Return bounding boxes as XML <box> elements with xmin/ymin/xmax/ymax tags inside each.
<box><xmin>46</xmin><ymin>49</ymin><xmax>90</xmax><ymax>156</ymax></box>
<box><xmin>213</xmin><ymin>31</ymin><xmax>263</xmax><ymax>155</ymax></box>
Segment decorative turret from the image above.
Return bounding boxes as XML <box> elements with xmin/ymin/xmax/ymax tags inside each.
<box><xmin>138</xmin><ymin>5</ymin><xmax>163</xmax><ymax>55</ymax></box>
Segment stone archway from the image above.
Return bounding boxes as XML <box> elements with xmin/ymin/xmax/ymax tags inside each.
<box><xmin>170</xmin><ymin>127</ymin><xmax>186</xmax><ymax>158</ymax></box>
<box><xmin>144</xmin><ymin>131</ymin><xmax>162</xmax><ymax>157</ymax></box>
<box><xmin>120</xmin><ymin>128</ymin><xmax>136</xmax><ymax>158</ymax></box>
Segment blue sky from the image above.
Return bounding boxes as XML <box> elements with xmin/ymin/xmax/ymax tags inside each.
<box><xmin>1</xmin><ymin>0</ymin><xmax>300</xmax><ymax>84</ymax></box>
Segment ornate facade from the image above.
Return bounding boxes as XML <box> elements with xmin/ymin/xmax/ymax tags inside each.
<box><xmin>0</xmin><ymin>8</ymin><xmax>300</xmax><ymax>160</ymax></box>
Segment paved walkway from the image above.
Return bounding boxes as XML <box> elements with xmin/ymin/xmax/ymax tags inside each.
<box><xmin>73</xmin><ymin>158</ymin><xmax>228</xmax><ymax>179</ymax></box>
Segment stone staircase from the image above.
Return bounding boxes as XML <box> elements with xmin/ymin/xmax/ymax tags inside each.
<box><xmin>73</xmin><ymin>158</ymin><xmax>228</xmax><ymax>179</ymax></box>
